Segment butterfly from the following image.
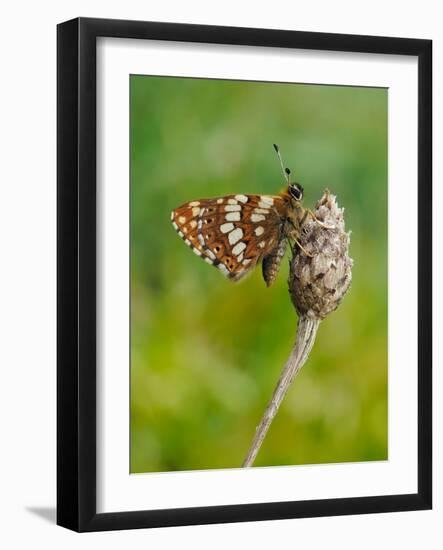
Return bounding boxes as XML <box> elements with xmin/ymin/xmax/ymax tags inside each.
<box><xmin>171</xmin><ymin>145</ymin><xmax>331</xmax><ymax>287</ymax></box>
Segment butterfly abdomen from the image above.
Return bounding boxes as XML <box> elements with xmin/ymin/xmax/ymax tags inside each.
<box><xmin>262</xmin><ymin>237</ymin><xmax>288</xmax><ymax>287</ymax></box>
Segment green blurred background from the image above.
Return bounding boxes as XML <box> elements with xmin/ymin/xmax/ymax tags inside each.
<box><xmin>130</xmin><ymin>76</ymin><xmax>387</xmax><ymax>473</ymax></box>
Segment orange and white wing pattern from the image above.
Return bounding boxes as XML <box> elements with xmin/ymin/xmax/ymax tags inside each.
<box><xmin>171</xmin><ymin>193</ymin><xmax>288</xmax><ymax>281</ymax></box>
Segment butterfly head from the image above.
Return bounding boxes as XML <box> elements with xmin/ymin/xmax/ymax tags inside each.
<box><xmin>288</xmin><ymin>182</ymin><xmax>304</xmax><ymax>201</ymax></box>
<box><xmin>273</xmin><ymin>145</ymin><xmax>304</xmax><ymax>202</ymax></box>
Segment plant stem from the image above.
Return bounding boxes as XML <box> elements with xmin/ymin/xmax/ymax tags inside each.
<box><xmin>242</xmin><ymin>316</ymin><xmax>320</xmax><ymax>468</ymax></box>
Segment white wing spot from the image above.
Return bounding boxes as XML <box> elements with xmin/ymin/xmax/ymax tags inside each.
<box><xmin>193</xmin><ymin>247</ymin><xmax>202</xmax><ymax>256</ymax></box>
<box><xmin>242</xmin><ymin>259</ymin><xmax>252</xmax><ymax>266</ymax></box>
<box><xmin>217</xmin><ymin>198</ymin><xmax>224</xmax><ymax>204</ymax></box>
<box><xmin>227</xmin><ymin>198</ymin><xmax>238</xmax><ymax>205</ymax></box>
<box><xmin>255</xmin><ymin>207</ymin><xmax>270</xmax><ymax>214</ymax></box>
<box><xmin>218</xmin><ymin>263</ymin><xmax>230</xmax><ymax>275</ymax></box>
<box><xmin>178</xmin><ymin>231</ymin><xmax>184</xmax><ymax>238</ymax></box>
<box><xmin>225</xmin><ymin>204</ymin><xmax>241</xmax><ymax>212</ymax></box>
<box><xmin>192</xmin><ymin>207</ymin><xmax>201</xmax><ymax>217</ymax></box>
<box><xmin>185</xmin><ymin>239</ymin><xmax>192</xmax><ymax>247</ymax></box>
<box><xmin>198</xmin><ymin>234</ymin><xmax>205</xmax><ymax>247</ymax></box>
<box><xmin>255</xmin><ymin>226</ymin><xmax>264</xmax><ymax>236</ymax></box>
<box><xmin>225</xmin><ymin>212</ymin><xmax>241</xmax><ymax>222</ymax></box>
<box><xmin>258</xmin><ymin>241</ymin><xmax>266</xmax><ymax>248</ymax></box>
<box><xmin>190</xmin><ymin>220</ymin><xmax>197</xmax><ymax>229</ymax></box>
<box><xmin>170</xmin><ymin>211</ymin><xmax>174</xmax><ymax>220</ymax></box>
<box><xmin>258</xmin><ymin>201</ymin><xmax>272</xmax><ymax>210</ymax></box>
<box><xmin>220</xmin><ymin>222</ymin><xmax>234</xmax><ymax>234</ymax></box>
<box><xmin>189</xmin><ymin>201</ymin><xmax>200</xmax><ymax>207</ymax></box>
<box><xmin>205</xmin><ymin>249</ymin><xmax>216</xmax><ymax>260</ymax></box>
<box><xmin>228</xmin><ymin>228</ymin><xmax>243</xmax><ymax>245</ymax></box>
<box><xmin>172</xmin><ymin>221</ymin><xmax>178</xmax><ymax>230</ymax></box>
<box><xmin>260</xmin><ymin>196</ymin><xmax>274</xmax><ymax>206</ymax></box>
<box><xmin>237</xmin><ymin>252</ymin><xmax>244</xmax><ymax>262</ymax></box>
<box><xmin>232</xmin><ymin>241</ymin><xmax>246</xmax><ymax>256</ymax></box>
<box><xmin>204</xmin><ymin>257</ymin><xmax>214</xmax><ymax>265</ymax></box>
<box><xmin>178</xmin><ymin>216</ymin><xmax>186</xmax><ymax>224</ymax></box>
<box><xmin>235</xmin><ymin>194</ymin><xmax>248</xmax><ymax>203</ymax></box>
<box><xmin>251</xmin><ymin>214</ymin><xmax>266</xmax><ymax>222</ymax></box>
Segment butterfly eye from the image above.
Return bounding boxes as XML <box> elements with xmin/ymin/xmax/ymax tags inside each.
<box><xmin>289</xmin><ymin>183</ymin><xmax>304</xmax><ymax>201</ymax></box>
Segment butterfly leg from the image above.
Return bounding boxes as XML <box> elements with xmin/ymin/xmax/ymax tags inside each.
<box><xmin>291</xmin><ymin>236</ymin><xmax>313</xmax><ymax>258</ymax></box>
<box><xmin>284</xmin><ymin>217</ymin><xmax>313</xmax><ymax>257</ymax></box>
<box><xmin>304</xmin><ymin>208</ymin><xmax>335</xmax><ymax>230</ymax></box>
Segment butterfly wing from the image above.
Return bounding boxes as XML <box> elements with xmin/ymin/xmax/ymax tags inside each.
<box><xmin>171</xmin><ymin>193</ymin><xmax>287</xmax><ymax>282</ymax></box>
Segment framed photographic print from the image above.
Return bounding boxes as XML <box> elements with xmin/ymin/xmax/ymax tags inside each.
<box><xmin>57</xmin><ymin>17</ymin><xmax>432</xmax><ymax>531</ymax></box>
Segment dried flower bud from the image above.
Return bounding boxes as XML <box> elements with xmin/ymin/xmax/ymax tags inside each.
<box><xmin>289</xmin><ymin>190</ymin><xmax>353</xmax><ymax>320</ymax></box>
<box><xmin>243</xmin><ymin>190</ymin><xmax>353</xmax><ymax>468</ymax></box>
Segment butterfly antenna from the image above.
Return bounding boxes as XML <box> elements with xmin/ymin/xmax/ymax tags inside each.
<box><xmin>273</xmin><ymin>144</ymin><xmax>291</xmax><ymax>184</ymax></box>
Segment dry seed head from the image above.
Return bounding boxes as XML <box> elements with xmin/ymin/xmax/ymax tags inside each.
<box><xmin>289</xmin><ymin>190</ymin><xmax>353</xmax><ymax>320</ymax></box>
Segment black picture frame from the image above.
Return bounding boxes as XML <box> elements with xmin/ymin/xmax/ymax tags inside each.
<box><xmin>57</xmin><ymin>17</ymin><xmax>432</xmax><ymax>532</ymax></box>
